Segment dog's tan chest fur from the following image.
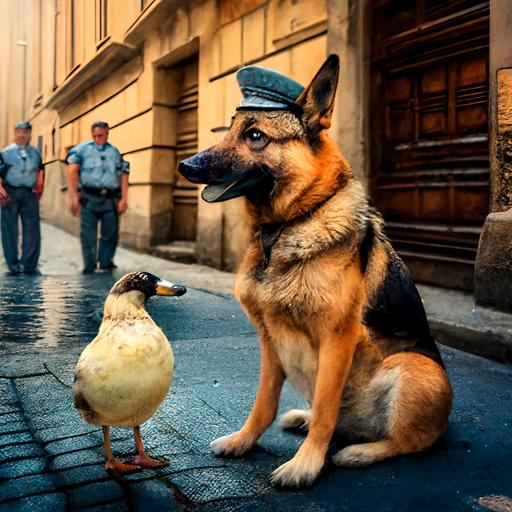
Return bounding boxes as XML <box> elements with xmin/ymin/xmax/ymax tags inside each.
<box><xmin>236</xmin><ymin>225</ymin><xmax>366</xmax><ymax>403</ymax></box>
<box><xmin>270</xmin><ymin>324</ymin><xmax>318</xmax><ymax>403</ymax></box>
<box><xmin>238</xmin><ymin>243</ymin><xmax>358</xmax><ymax>317</ymax></box>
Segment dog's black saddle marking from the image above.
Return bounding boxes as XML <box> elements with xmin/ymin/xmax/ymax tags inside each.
<box><xmin>364</xmin><ymin>254</ymin><xmax>443</xmax><ymax>366</ymax></box>
<box><xmin>358</xmin><ymin>223</ymin><xmax>375</xmax><ymax>274</ymax></box>
<box><xmin>257</xmin><ymin>191</ymin><xmax>343</xmax><ymax>275</ymax></box>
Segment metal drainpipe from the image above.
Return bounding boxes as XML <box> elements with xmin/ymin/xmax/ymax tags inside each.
<box><xmin>53</xmin><ymin>0</ymin><xmax>59</xmax><ymax>91</ymax></box>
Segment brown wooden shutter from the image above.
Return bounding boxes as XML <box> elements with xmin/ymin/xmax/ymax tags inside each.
<box><xmin>371</xmin><ymin>0</ymin><xmax>490</xmax><ymax>290</ymax></box>
<box><xmin>172</xmin><ymin>56</ymin><xmax>199</xmax><ymax>241</ymax></box>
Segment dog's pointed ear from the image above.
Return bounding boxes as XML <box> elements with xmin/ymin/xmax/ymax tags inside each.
<box><xmin>295</xmin><ymin>54</ymin><xmax>339</xmax><ymax>133</ymax></box>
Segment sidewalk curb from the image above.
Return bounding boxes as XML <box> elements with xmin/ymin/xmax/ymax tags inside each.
<box><xmin>431</xmin><ymin>319</ymin><xmax>512</xmax><ymax>364</ymax></box>
<box><xmin>418</xmin><ymin>284</ymin><xmax>512</xmax><ymax>365</ymax></box>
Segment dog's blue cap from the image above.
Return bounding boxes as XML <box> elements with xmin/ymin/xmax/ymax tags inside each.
<box><xmin>15</xmin><ymin>121</ymin><xmax>32</xmax><ymax>130</ymax></box>
<box><xmin>236</xmin><ymin>66</ymin><xmax>304</xmax><ymax>110</ymax></box>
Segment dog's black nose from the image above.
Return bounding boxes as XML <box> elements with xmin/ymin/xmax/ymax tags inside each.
<box><xmin>178</xmin><ymin>154</ymin><xmax>203</xmax><ymax>183</ymax></box>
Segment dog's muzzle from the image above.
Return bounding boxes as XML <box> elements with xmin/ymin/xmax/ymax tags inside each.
<box><xmin>178</xmin><ymin>151</ymin><xmax>274</xmax><ymax>203</ymax></box>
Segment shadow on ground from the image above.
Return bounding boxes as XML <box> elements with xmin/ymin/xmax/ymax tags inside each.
<box><xmin>0</xmin><ymin>269</ymin><xmax>511</xmax><ymax>511</ymax></box>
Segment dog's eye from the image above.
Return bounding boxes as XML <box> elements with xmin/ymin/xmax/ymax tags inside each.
<box><xmin>244</xmin><ymin>129</ymin><xmax>269</xmax><ymax>150</ymax></box>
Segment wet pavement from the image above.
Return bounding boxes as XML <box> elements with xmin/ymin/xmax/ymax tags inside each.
<box><xmin>1</xmin><ymin>223</ymin><xmax>512</xmax><ymax>511</ymax></box>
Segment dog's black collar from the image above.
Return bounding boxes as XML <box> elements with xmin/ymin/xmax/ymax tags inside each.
<box><xmin>260</xmin><ymin>223</ymin><xmax>285</xmax><ymax>269</ymax></box>
<box><xmin>258</xmin><ymin>189</ymin><xmax>340</xmax><ymax>270</ymax></box>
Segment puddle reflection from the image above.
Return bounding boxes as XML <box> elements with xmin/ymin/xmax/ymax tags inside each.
<box><xmin>0</xmin><ymin>274</ymin><xmax>117</xmax><ymax>346</ymax></box>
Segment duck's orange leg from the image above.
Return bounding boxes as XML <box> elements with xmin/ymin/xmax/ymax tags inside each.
<box><xmin>130</xmin><ymin>425</ymin><xmax>169</xmax><ymax>468</ymax></box>
<box><xmin>102</xmin><ymin>425</ymin><xmax>140</xmax><ymax>475</ymax></box>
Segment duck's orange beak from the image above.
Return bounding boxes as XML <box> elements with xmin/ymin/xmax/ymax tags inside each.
<box><xmin>156</xmin><ymin>279</ymin><xmax>187</xmax><ymax>297</ymax></box>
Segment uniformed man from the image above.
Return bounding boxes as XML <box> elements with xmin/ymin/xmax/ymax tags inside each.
<box><xmin>67</xmin><ymin>121</ymin><xmax>129</xmax><ymax>274</ymax></box>
<box><xmin>0</xmin><ymin>121</ymin><xmax>44</xmax><ymax>275</ymax></box>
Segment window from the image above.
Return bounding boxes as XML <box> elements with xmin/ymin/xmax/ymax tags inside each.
<box><xmin>96</xmin><ymin>0</ymin><xmax>108</xmax><ymax>43</ymax></box>
<box><xmin>51</xmin><ymin>128</ymin><xmax>56</xmax><ymax>157</ymax></box>
<box><xmin>65</xmin><ymin>0</ymin><xmax>76</xmax><ymax>70</ymax></box>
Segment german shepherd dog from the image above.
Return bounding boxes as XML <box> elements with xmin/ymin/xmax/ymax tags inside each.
<box><xmin>179</xmin><ymin>55</ymin><xmax>452</xmax><ymax>487</ymax></box>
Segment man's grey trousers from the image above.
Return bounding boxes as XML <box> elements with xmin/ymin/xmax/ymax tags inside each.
<box><xmin>79</xmin><ymin>193</ymin><xmax>119</xmax><ymax>273</ymax></box>
<box><xmin>0</xmin><ymin>186</ymin><xmax>41</xmax><ymax>273</ymax></box>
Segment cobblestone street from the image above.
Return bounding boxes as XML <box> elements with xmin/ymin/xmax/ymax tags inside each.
<box><xmin>0</xmin><ymin>223</ymin><xmax>511</xmax><ymax>511</ymax></box>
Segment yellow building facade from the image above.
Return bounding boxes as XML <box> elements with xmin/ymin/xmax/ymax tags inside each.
<box><xmin>1</xmin><ymin>0</ymin><xmax>338</xmax><ymax>270</ymax></box>
<box><xmin>3</xmin><ymin>0</ymin><xmax>512</xmax><ymax>308</ymax></box>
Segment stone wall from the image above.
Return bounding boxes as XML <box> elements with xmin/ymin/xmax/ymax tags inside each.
<box><xmin>474</xmin><ymin>0</ymin><xmax>512</xmax><ymax>312</ymax></box>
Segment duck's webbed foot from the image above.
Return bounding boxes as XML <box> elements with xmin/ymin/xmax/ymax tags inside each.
<box><xmin>132</xmin><ymin>425</ymin><xmax>169</xmax><ymax>469</ymax></box>
<box><xmin>102</xmin><ymin>425</ymin><xmax>141</xmax><ymax>475</ymax></box>
<box><xmin>105</xmin><ymin>458</ymin><xmax>141</xmax><ymax>475</ymax></box>
<box><xmin>130</xmin><ymin>454</ymin><xmax>169</xmax><ymax>469</ymax></box>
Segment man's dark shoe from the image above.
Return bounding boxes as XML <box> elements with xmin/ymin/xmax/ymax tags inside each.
<box><xmin>7</xmin><ymin>265</ymin><xmax>21</xmax><ymax>276</ymax></box>
<box><xmin>23</xmin><ymin>268</ymin><xmax>42</xmax><ymax>275</ymax></box>
<box><xmin>82</xmin><ymin>268</ymin><xmax>95</xmax><ymax>275</ymax></box>
<box><xmin>98</xmin><ymin>262</ymin><xmax>117</xmax><ymax>272</ymax></box>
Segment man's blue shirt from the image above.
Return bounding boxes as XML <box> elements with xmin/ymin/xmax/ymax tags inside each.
<box><xmin>67</xmin><ymin>141</ymin><xmax>129</xmax><ymax>190</ymax></box>
<box><xmin>0</xmin><ymin>143</ymin><xmax>42</xmax><ymax>188</ymax></box>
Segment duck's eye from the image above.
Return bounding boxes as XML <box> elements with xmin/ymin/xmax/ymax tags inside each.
<box><xmin>244</xmin><ymin>129</ymin><xmax>269</xmax><ymax>150</ymax></box>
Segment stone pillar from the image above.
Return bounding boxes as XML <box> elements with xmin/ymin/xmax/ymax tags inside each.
<box><xmin>474</xmin><ymin>0</ymin><xmax>512</xmax><ymax>312</ymax></box>
<box><xmin>327</xmin><ymin>0</ymin><xmax>370</xmax><ymax>183</ymax></box>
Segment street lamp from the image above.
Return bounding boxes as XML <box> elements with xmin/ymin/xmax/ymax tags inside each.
<box><xmin>16</xmin><ymin>40</ymin><xmax>28</xmax><ymax>121</ymax></box>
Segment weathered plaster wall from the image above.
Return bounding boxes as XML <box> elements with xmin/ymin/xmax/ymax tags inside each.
<box><xmin>196</xmin><ymin>0</ymin><xmax>328</xmax><ymax>270</ymax></box>
<box><xmin>327</xmin><ymin>0</ymin><xmax>370</xmax><ymax>184</ymax></box>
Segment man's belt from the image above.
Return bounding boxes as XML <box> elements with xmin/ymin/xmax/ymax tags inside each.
<box><xmin>4</xmin><ymin>184</ymin><xmax>33</xmax><ymax>191</ymax></box>
<box><xmin>80</xmin><ymin>186</ymin><xmax>120</xmax><ymax>199</ymax></box>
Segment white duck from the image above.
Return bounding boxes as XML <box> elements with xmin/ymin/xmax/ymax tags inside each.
<box><xmin>73</xmin><ymin>271</ymin><xmax>186</xmax><ymax>475</ymax></box>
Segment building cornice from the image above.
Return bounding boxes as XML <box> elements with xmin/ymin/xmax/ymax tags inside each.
<box><xmin>46</xmin><ymin>41</ymin><xmax>139</xmax><ymax>111</ymax></box>
<box><xmin>152</xmin><ymin>37</ymin><xmax>199</xmax><ymax>68</ymax></box>
<box><xmin>124</xmin><ymin>0</ymin><xmax>179</xmax><ymax>46</ymax></box>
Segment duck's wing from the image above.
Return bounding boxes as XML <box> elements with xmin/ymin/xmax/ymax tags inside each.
<box><xmin>73</xmin><ymin>376</ymin><xmax>98</xmax><ymax>424</ymax></box>
<box><xmin>73</xmin><ymin>332</ymin><xmax>110</xmax><ymax>424</ymax></box>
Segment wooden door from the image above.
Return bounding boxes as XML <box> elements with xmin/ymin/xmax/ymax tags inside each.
<box><xmin>172</xmin><ymin>56</ymin><xmax>199</xmax><ymax>241</ymax></box>
<box><xmin>371</xmin><ymin>0</ymin><xmax>490</xmax><ymax>290</ymax></box>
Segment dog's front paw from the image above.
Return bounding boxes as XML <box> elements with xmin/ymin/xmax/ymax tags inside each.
<box><xmin>210</xmin><ymin>431</ymin><xmax>256</xmax><ymax>457</ymax></box>
<box><xmin>270</xmin><ymin>448</ymin><xmax>325</xmax><ymax>487</ymax></box>
<box><xmin>279</xmin><ymin>409</ymin><xmax>311</xmax><ymax>430</ymax></box>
